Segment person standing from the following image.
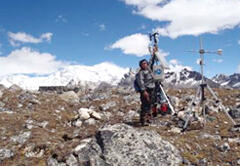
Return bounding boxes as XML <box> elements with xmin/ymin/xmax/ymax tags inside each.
<box><xmin>137</xmin><ymin>58</ymin><xmax>155</xmax><ymax>126</ymax></box>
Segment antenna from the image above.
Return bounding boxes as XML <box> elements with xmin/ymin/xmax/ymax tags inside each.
<box><xmin>185</xmin><ymin>37</ymin><xmax>222</xmax><ymax>84</ymax></box>
<box><xmin>182</xmin><ymin>37</ymin><xmax>237</xmax><ymax>131</ymax></box>
<box><xmin>149</xmin><ymin>32</ymin><xmax>169</xmax><ymax>69</ymax></box>
<box><xmin>199</xmin><ymin>37</ymin><xmax>203</xmax><ymax>50</ymax></box>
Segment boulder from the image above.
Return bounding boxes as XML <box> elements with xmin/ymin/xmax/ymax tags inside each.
<box><xmin>78</xmin><ymin>108</ymin><xmax>91</xmax><ymax>120</ymax></box>
<box><xmin>74</xmin><ymin>119</ymin><xmax>83</xmax><ymax>127</ymax></box>
<box><xmin>99</xmin><ymin>101</ymin><xmax>117</xmax><ymax>111</ymax></box>
<box><xmin>75</xmin><ymin>138</ymin><xmax>104</xmax><ymax>165</ymax></box>
<box><xmin>177</xmin><ymin>111</ymin><xmax>188</xmax><ymax>121</ymax></box>
<box><xmin>0</xmin><ymin>149</ymin><xmax>14</xmax><ymax>161</ymax></box>
<box><xmin>47</xmin><ymin>157</ymin><xmax>63</xmax><ymax>166</ymax></box>
<box><xmin>218</xmin><ymin>142</ymin><xmax>230</xmax><ymax>152</ymax></box>
<box><xmin>75</xmin><ymin>123</ymin><xmax>182</xmax><ymax>166</ymax></box>
<box><xmin>0</xmin><ymin>84</ymin><xmax>6</xmax><ymax>91</ymax></box>
<box><xmin>168</xmin><ymin>127</ymin><xmax>182</xmax><ymax>134</ymax></box>
<box><xmin>74</xmin><ymin>138</ymin><xmax>92</xmax><ymax>153</ymax></box>
<box><xmin>59</xmin><ymin>91</ymin><xmax>79</xmax><ymax>103</ymax></box>
<box><xmin>199</xmin><ymin>133</ymin><xmax>221</xmax><ymax>141</ymax></box>
<box><xmin>228</xmin><ymin>138</ymin><xmax>240</xmax><ymax>145</ymax></box>
<box><xmin>10</xmin><ymin>131</ymin><xmax>31</xmax><ymax>144</ymax></box>
<box><xmin>84</xmin><ymin>118</ymin><xmax>96</xmax><ymax>125</ymax></box>
<box><xmin>66</xmin><ymin>154</ymin><xmax>78</xmax><ymax>166</ymax></box>
<box><xmin>8</xmin><ymin>84</ymin><xmax>22</xmax><ymax>92</ymax></box>
<box><xmin>236</xmin><ymin>158</ymin><xmax>240</xmax><ymax>165</ymax></box>
<box><xmin>229</xmin><ymin>109</ymin><xmax>240</xmax><ymax>119</ymax></box>
<box><xmin>171</xmin><ymin>96</ymin><xmax>180</xmax><ymax>108</ymax></box>
<box><xmin>25</xmin><ymin>146</ymin><xmax>45</xmax><ymax>158</ymax></box>
<box><xmin>91</xmin><ymin>111</ymin><xmax>102</xmax><ymax>120</ymax></box>
<box><xmin>198</xmin><ymin>158</ymin><xmax>208</xmax><ymax>166</ymax></box>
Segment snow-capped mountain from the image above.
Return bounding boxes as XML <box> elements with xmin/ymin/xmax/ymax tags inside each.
<box><xmin>212</xmin><ymin>74</ymin><xmax>229</xmax><ymax>84</ymax></box>
<box><xmin>0</xmin><ymin>62</ymin><xmax>129</xmax><ymax>90</ymax></box>
<box><xmin>165</xmin><ymin>68</ymin><xmax>220</xmax><ymax>88</ymax></box>
<box><xmin>212</xmin><ymin>73</ymin><xmax>240</xmax><ymax>88</ymax></box>
<box><xmin>0</xmin><ymin>61</ymin><xmax>239</xmax><ymax>90</ymax></box>
<box><xmin>119</xmin><ymin>67</ymin><xmax>221</xmax><ymax>89</ymax></box>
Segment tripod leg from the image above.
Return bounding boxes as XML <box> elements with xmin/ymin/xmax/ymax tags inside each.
<box><xmin>206</xmin><ymin>85</ymin><xmax>236</xmax><ymax>126</ymax></box>
<box><xmin>195</xmin><ymin>86</ymin><xmax>202</xmax><ymax>118</ymax></box>
<box><xmin>183</xmin><ymin>86</ymin><xmax>201</xmax><ymax>130</ymax></box>
<box><xmin>206</xmin><ymin>84</ymin><xmax>219</xmax><ymax>101</ymax></box>
<box><xmin>202</xmin><ymin>102</ymin><xmax>206</xmax><ymax>127</ymax></box>
<box><xmin>158</xmin><ymin>84</ymin><xmax>176</xmax><ymax>115</ymax></box>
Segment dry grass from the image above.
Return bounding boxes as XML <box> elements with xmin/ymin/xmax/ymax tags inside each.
<box><xmin>0</xmin><ymin>88</ymin><xmax>240</xmax><ymax>165</ymax></box>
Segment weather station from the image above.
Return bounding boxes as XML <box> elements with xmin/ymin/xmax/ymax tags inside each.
<box><xmin>182</xmin><ymin>37</ymin><xmax>237</xmax><ymax>131</ymax></box>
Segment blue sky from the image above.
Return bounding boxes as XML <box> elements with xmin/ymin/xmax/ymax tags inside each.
<box><xmin>0</xmin><ymin>0</ymin><xmax>240</xmax><ymax>78</ymax></box>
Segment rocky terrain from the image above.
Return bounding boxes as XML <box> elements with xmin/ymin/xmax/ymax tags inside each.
<box><xmin>0</xmin><ymin>83</ymin><xmax>240</xmax><ymax>165</ymax></box>
<box><xmin>212</xmin><ymin>73</ymin><xmax>240</xmax><ymax>89</ymax></box>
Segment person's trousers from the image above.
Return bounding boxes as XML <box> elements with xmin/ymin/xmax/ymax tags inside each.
<box><xmin>140</xmin><ymin>88</ymin><xmax>155</xmax><ymax>124</ymax></box>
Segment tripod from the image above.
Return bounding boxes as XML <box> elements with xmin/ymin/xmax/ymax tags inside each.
<box><xmin>155</xmin><ymin>81</ymin><xmax>176</xmax><ymax>115</ymax></box>
<box><xmin>182</xmin><ymin>38</ymin><xmax>236</xmax><ymax>131</ymax></box>
<box><xmin>149</xmin><ymin>32</ymin><xmax>176</xmax><ymax>115</ymax></box>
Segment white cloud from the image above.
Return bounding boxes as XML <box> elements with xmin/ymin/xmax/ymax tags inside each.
<box><xmin>56</xmin><ymin>15</ymin><xmax>67</xmax><ymax>23</ymax></box>
<box><xmin>99</xmin><ymin>24</ymin><xmax>106</xmax><ymax>31</ymax></box>
<box><xmin>168</xmin><ymin>58</ymin><xmax>192</xmax><ymax>72</ymax></box>
<box><xmin>213</xmin><ymin>59</ymin><xmax>223</xmax><ymax>63</ymax></box>
<box><xmin>108</xmin><ymin>33</ymin><xmax>150</xmax><ymax>57</ymax></box>
<box><xmin>40</xmin><ymin>33</ymin><xmax>53</xmax><ymax>42</ymax></box>
<box><xmin>238</xmin><ymin>40</ymin><xmax>240</xmax><ymax>45</ymax></box>
<box><xmin>169</xmin><ymin>59</ymin><xmax>180</xmax><ymax>65</ymax></box>
<box><xmin>122</xmin><ymin>0</ymin><xmax>164</xmax><ymax>8</ymax></box>
<box><xmin>0</xmin><ymin>47</ymin><xmax>68</xmax><ymax>76</ymax></box>
<box><xmin>108</xmin><ymin>33</ymin><xmax>171</xmax><ymax>59</ymax></box>
<box><xmin>108</xmin><ymin>33</ymin><xmax>170</xmax><ymax>58</ymax></box>
<box><xmin>139</xmin><ymin>24</ymin><xmax>146</xmax><ymax>30</ymax></box>
<box><xmin>8</xmin><ymin>32</ymin><xmax>53</xmax><ymax>46</ymax></box>
<box><xmin>157</xmin><ymin>49</ymin><xmax>169</xmax><ymax>57</ymax></box>
<box><xmin>122</xmin><ymin>0</ymin><xmax>240</xmax><ymax>38</ymax></box>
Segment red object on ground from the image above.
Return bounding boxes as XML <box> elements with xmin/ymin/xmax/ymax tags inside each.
<box><xmin>161</xmin><ymin>103</ymin><xmax>168</xmax><ymax>112</ymax></box>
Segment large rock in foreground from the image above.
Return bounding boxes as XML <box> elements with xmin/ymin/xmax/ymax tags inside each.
<box><xmin>74</xmin><ymin>124</ymin><xmax>182</xmax><ymax>166</ymax></box>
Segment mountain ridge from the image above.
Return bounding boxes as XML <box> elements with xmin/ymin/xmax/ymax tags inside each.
<box><xmin>0</xmin><ymin>63</ymin><xmax>239</xmax><ymax>90</ymax></box>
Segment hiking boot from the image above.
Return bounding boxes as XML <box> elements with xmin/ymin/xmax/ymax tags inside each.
<box><xmin>140</xmin><ymin>114</ymin><xmax>145</xmax><ymax>126</ymax></box>
<box><xmin>152</xmin><ymin>112</ymin><xmax>157</xmax><ymax>118</ymax></box>
<box><xmin>145</xmin><ymin>113</ymin><xmax>152</xmax><ymax>124</ymax></box>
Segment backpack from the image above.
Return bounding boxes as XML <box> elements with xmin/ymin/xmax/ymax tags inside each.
<box><xmin>133</xmin><ymin>72</ymin><xmax>141</xmax><ymax>93</ymax></box>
